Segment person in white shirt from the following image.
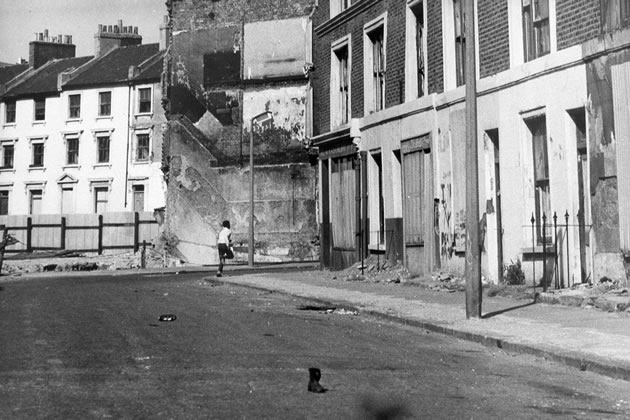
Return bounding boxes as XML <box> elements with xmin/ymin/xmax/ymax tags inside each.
<box><xmin>216</xmin><ymin>220</ymin><xmax>233</xmax><ymax>277</ymax></box>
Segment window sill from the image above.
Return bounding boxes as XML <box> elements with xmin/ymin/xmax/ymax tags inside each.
<box><xmin>32</xmin><ymin>121</ymin><xmax>46</xmax><ymax>126</ymax></box>
<box><xmin>62</xmin><ymin>164</ymin><xmax>81</xmax><ymax>170</ymax></box>
<box><xmin>93</xmin><ymin>163</ymin><xmax>112</xmax><ymax>169</ymax></box>
<box><xmin>368</xmin><ymin>243</ymin><xmax>386</xmax><ymax>251</ymax></box>
<box><xmin>66</xmin><ymin>118</ymin><xmax>82</xmax><ymax>124</ymax></box>
<box><xmin>28</xmin><ymin>166</ymin><xmax>46</xmax><ymax>172</ymax></box>
<box><xmin>135</xmin><ymin>112</ymin><xmax>153</xmax><ymax>118</ymax></box>
<box><xmin>2</xmin><ymin>123</ymin><xmax>16</xmax><ymax>128</ymax></box>
<box><xmin>132</xmin><ymin>160</ymin><xmax>151</xmax><ymax>165</ymax></box>
<box><xmin>96</xmin><ymin>115</ymin><xmax>113</xmax><ymax>121</ymax></box>
<box><xmin>0</xmin><ymin>167</ymin><xmax>16</xmax><ymax>173</ymax></box>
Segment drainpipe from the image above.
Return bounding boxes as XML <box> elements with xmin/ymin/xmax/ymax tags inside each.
<box><xmin>124</xmin><ymin>82</ymin><xmax>133</xmax><ymax>208</ymax></box>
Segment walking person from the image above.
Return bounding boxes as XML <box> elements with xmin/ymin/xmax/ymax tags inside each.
<box><xmin>216</xmin><ymin>220</ymin><xmax>233</xmax><ymax>277</ymax></box>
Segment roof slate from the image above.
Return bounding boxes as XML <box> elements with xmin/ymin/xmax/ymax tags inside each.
<box><xmin>0</xmin><ymin>64</ymin><xmax>29</xmax><ymax>85</ymax></box>
<box><xmin>64</xmin><ymin>43</ymin><xmax>161</xmax><ymax>88</ymax></box>
<box><xmin>3</xmin><ymin>57</ymin><xmax>92</xmax><ymax>98</ymax></box>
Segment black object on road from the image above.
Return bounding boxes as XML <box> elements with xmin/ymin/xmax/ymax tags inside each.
<box><xmin>159</xmin><ymin>314</ymin><xmax>177</xmax><ymax>322</ymax></box>
<box><xmin>308</xmin><ymin>367</ymin><xmax>327</xmax><ymax>393</ymax></box>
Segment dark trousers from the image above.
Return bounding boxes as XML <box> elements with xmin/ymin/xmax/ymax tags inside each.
<box><xmin>218</xmin><ymin>243</ymin><xmax>233</xmax><ymax>273</ymax></box>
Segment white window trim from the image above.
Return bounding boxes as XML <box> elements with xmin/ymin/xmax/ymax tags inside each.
<box><xmin>0</xmin><ymin>138</ymin><xmax>17</xmax><ymax>172</ymax></box>
<box><xmin>132</xmin><ymin>128</ymin><xmax>152</xmax><ymax>164</ymax></box>
<box><xmin>28</xmin><ymin>136</ymin><xmax>48</xmax><ymax>171</ymax></box>
<box><xmin>405</xmin><ymin>0</ymin><xmax>428</xmax><ymax>102</ymax></box>
<box><xmin>364</xmin><ymin>13</ymin><xmax>387</xmax><ymax>115</ymax></box>
<box><xmin>330</xmin><ymin>34</ymin><xmax>352</xmax><ymax>130</ymax></box>
<box><xmin>330</xmin><ymin>0</ymin><xmax>350</xmax><ymax>19</ymax></box>
<box><xmin>135</xmin><ymin>85</ymin><xmax>153</xmax><ymax>116</ymax></box>
<box><xmin>67</xmin><ymin>93</ymin><xmax>82</xmax><ymax>122</ymax></box>
<box><xmin>508</xmin><ymin>0</ymin><xmax>557</xmax><ymax>68</ymax></box>
<box><xmin>88</xmin><ymin>177</ymin><xmax>113</xmax><ymax>192</ymax></box>
<box><xmin>32</xmin><ymin>97</ymin><xmax>46</xmax><ymax>124</ymax></box>
<box><xmin>92</xmin><ymin>128</ymin><xmax>114</xmax><ymax>167</ymax></box>
<box><xmin>2</xmin><ymin>100</ymin><xmax>17</xmax><ymax>126</ymax></box>
<box><xmin>97</xmin><ymin>90</ymin><xmax>113</xmax><ymax>119</ymax></box>
<box><xmin>62</xmin><ymin>130</ymin><xmax>83</xmax><ymax>168</ymax></box>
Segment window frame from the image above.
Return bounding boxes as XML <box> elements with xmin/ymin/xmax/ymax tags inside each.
<box><xmin>66</xmin><ymin>137</ymin><xmax>80</xmax><ymax>166</ymax></box>
<box><xmin>97</xmin><ymin>135</ymin><xmax>110</xmax><ymax>164</ymax></box>
<box><xmin>93</xmin><ymin>186</ymin><xmax>109</xmax><ymax>213</ymax></box>
<box><xmin>525</xmin><ymin>114</ymin><xmax>551</xmax><ymax>244</ymax></box>
<box><xmin>98</xmin><ymin>91</ymin><xmax>112</xmax><ymax>117</ymax></box>
<box><xmin>137</xmin><ymin>87</ymin><xmax>153</xmax><ymax>115</ymax></box>
<box><xmin>0</xmin><ymin>139</ymin><xmax>16</xmax><ymax>170</ymax></box>
<box><xmin>364</xmin><ymin>14</ymin><xmax>387</xmax><ymax>114</ymax></box>
<box><xmin>29</xmin><ymin>137</ymin><xmax>47</xmax><ymax>168</ymax></box>
<box><xmin>0</xmin><ymin>189</ymin><xmax>9</xmax><ymax>215</ymax></box>
<box><xmin>68</xmin><ymin>94</ymin><xmax>81</xmax><ymax>120</ymax></box>
<box><xmin>4</xmin><ymin>100</ymin><xmax>16</xmax><ymax>124</ymax></box>
<box><xmin>34</xmin><ymin>97</ymin><xmax>46</xmax><ymax>122</ymax></box>
<box><xmin>453</xmin><ymin>0</ymin><xmax>466</xmax><ymax>87</ymax></box>
<box><xmin>135</xmin><ymin>132</ymin><xmax>151</xmax><ymax>162</ymax></box>
<box><xmin>330</xmin><ymin>35</ymin><xmax>352</xmax><ymax>129</ymax></box>
<box><xmin>405</xmin><ymin>0</ymin><xmax>428</xmax><ymax>101</ymax></box>
<box><xmin>330</xmin><ymin>0</ymin><xmax>351</xmax><ymax>18</ymax></box>
<box><xmin>522</xmin><ymin>0</ymin><xmax>550</xmax><ymax>62</ymax></box>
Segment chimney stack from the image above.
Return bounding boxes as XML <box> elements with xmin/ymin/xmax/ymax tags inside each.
<box><xmin>94</xmin><ymin>19</ymin><xmax>142</xmax><ymax>57</ymax></box>
<box><xmin>29</xmin><ymin>29</ymin><xmax>76</xmax><ymax>69</ymax></box>
<box><xmin>159</xmin><ymin>15</ymin><xmax>170</xmax><ymax>50</ymax></box>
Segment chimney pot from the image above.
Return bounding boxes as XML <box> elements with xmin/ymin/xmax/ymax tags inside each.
<box><xmin>44</xmin><ymin>29</ymin><xmax>49</xmax><ymax>41</ymax></box>
<box><xmin>134</xmin><ymin>26</ymin><xmax>139</xmax><ymax>34</ymax></box>
<box><xmin>98</xmin><ymin>24</ymin><xmax>103</xmax><ymax>32</ymax></box>
<box><xmin>108</xmin><ymin>25</ymin><xmax>113</xmax><ymax>32</ymax></box>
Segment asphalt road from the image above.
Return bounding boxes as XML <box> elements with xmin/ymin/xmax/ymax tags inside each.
<box><xmin>1</xmin><ymin>271</ymin><xmax>630</xmax><ymax>419</ymax></box>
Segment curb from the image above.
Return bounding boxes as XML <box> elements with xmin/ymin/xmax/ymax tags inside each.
<box><xmin>206</xmin><ymin>276</ymin><xmax>630</xmax><ymax>382</ymax></box>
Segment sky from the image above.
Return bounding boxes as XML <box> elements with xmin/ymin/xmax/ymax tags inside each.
<box><xmin>0</xmin><ymin>0</ymin><xmax>166</xmax><ymax>64</ymax></box>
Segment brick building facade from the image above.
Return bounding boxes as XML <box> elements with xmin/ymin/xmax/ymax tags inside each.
<box><xmin>312</xmin><ymin>0</ymin><xmax>630</xmax><ymax>287</ymax></box>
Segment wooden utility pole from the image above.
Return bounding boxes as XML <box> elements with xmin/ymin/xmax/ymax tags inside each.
<box><xmin>464</xmin><ymin>0</ymin><xmax>482</xmax><ymax>318</ymax></box>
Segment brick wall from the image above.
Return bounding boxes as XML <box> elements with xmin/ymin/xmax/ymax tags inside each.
<box><xmin>427</xmin><ymin>1</ymin><xmax>444</xmax><ymax>94</ymax></box>
<box><xmin>478</xmin><ymin>0</ymin><xmax>510</xmax><ymax>78</ymax></box>
<box><xmin>384</xmin><ymin>0</ymin><xmax>406</xmax><ymax>108</ymax></box>
<box><xmin>556</xmin><ymin>0</ymin><xmax>601</xmax><ymax>50</ymax></box>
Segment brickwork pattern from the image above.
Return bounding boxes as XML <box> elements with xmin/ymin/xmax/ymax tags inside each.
<box><xmin>427</xmin><ymin>1</ymin><xmax>444</xmax><ymax>94</ymax></box>
<box><xmin>556</xmin><ymin>0</ymin><xmax>601</xmax><ymax>50</ymax></box>
<box><xmin>478</xmin><ymin>0</ymin><xmax>510</xmax><ymax>78</ymax></box>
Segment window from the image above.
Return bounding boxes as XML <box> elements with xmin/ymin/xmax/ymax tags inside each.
<box><xmin>34</xmin><ymin>98</ymin><xmax>46</xmax><ymax>121</ymax></box>
<box><xmin>94</xmin><ymin>187</ymin><xmax>108</xmax><ymax>213</ymax></box>
<box><xmin>522</xmin><ymin>0</ymin><xmax>550</xmax><ymax>62</ymax></box>
<box><xmin>331</xmin><ymin>0</ymin><xmax>351</xmax><ymax>17</ymax></box>
<box><xmin>99</xmin><ymin>91</ymin><xmax>111</xmax><ymax>116</ymax></box>
<box><xmin>132</xmin><ymin>185</ymin><xmax>145</xmax><ymax>212</ymax></box>
<box><xmin>5</xmin><ymin>100</ymin><xmax>16</xmax><ymax>124</ymax></box>
<box><xmin>97</xmin><ymin>136</ymin><xmax>110</xmax><ymax>163</ymax></box>
<box><xmin>331</xmin><ymin>38</ymin><xmax>351</xmax><ymax>127</ymax></box>
<box><xmin>365</xmin><ymin>22</ymin><xmax>385</xmax><ymax>113</ymax></box>
<box><xmin>32</xmin><ymin>142</ymin><xmax>44</xmax><ymax>167</ymax></box>
<box><xmin>136</xmin><ymin>133</ymin><xmax>150</xmax><ymax>162</ymax></box>
<box><xmin>66</xmin><ymin>137</ymin><xmax>79</xmax><ymax>165</ymax></box>
<box><xmin>29</xmin><ymin>189</ymin><xmax>42</xmax><ymax>215</ymax></box>
<box><xmin>454</xmin><ymin>0</ymin><xmax>466</xmax><ymax>87</ymax></box>
<box><xmin>68</xmin><ymin>94</ymin><xmax>81</xmax><ymax>119</ymax></box>
<box><xmin>138</xmin><ymin>88</ymin><xmax>152</xmax><ymax>114</ymax></box>
<box><xmin>407</xmin><ymin>1</ymin><xmax>426</xmax><ymax>99</ymax></box>
<box><xmin>369</xmin><ymin>151</ymin><xmax>385</xmax><ymax>246</ymax></box>
<box><xmin>0</xmin><ymin>190</ymin><xmax>8</xmax><ymax>215</ymax></box>
<box><xmin>526</xmin><ymin>115</ymin><xmax>551</xmax><ymax>242</ymax></box>
<box><xmin>2</xmin><ymin>144</ymin><xmax>14</xmax><ymax>168</ymax></box>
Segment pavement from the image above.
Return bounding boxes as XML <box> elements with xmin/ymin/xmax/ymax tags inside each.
<box><xmin>3</xmin><ymin>257</ymin><xmax>630</xmax><ymax>382</ymax></box>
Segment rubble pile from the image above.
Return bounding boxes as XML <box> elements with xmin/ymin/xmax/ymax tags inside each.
<box><xmin>331</xmin><ymin>256</ymin><xmax>413</xmax><ymax>284</ymax></box>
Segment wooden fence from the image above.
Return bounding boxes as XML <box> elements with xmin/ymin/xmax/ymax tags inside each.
<box><xmin>0</xmin><ymin>212</ymin><xmax>159</xmax><ymax>255</ymax></box>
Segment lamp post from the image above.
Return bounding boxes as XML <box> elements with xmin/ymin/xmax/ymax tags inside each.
<box><xmin>249</xmin><ymin>111</ymin><xmax>273</xmax><ymax>267</ymax></box>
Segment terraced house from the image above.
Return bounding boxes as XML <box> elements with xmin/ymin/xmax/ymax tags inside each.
<box><xmin>311</xmin><ymin>0</ymin><xmax>630</xmax><ymax>286</ymax></box>
<box><xmin>0</xmin><ymin>22</ymin><xmax>167</xmax><ymax>216</ymax></box>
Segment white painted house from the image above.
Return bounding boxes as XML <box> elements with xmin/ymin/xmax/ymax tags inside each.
<box><xmin>0</xmin><ymin>23</ymin><xmax>167</xmax><ymax>217</ymax></box>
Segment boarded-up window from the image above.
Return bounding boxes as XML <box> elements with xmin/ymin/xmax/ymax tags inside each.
<box><xmin>526</xmin><ymin>115</ymin><xmax>551</xmax><ymax>242</ymax></box>
<box><xmin>331</xmin><ymin>156</ymin><xmax>357</xmax><ymax>249</ymax></box>
<box><xmin>602</xmin><ymin>0</ymin><xmax>630</xmax><ymax>32</ymax></box>
<box><xmin>204</xmin><ymin>50</ymin><xmax>240</xmax><ymax>86</ymax></box>
<box><xmin>404</xmin><ymin>150</ymin><xmax>425</xmax><ymax>245</ymax></box>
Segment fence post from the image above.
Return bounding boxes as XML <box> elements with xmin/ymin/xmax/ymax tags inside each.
<box><xmin>26</xmin><ymin>217</ymin><xmax>32</xmax><ymax>253</ymax></box>
<box><xmin>98</xmin><ymin>214</ymin><xmax>104</xmax><ymax>255</ymax></box>
<box><xmin>553</xmin><ymin>212</ymin><xmax>558</xmax><ymax>289</ymax></box>
<box><xmin>134</xmin><ymin>212</ymin><xmax>140</xmax><ymax>253</ymax></box>
<box><xmin>542</xmin><ymin>213</ymin><xmax>547</xmax><ymax>292</ymax></box>
<box><xmin>565</xmin><ymin>210</ymin><xmax>570</xmax><ymax>288</ymax></box>
<box><xmin>531</xmin><ymin>213</ymin><xmax>536</xmax><ymax>293</ymax></box>
<box><xmin>60</xmin><ymin>216</ymin><xmax>66</xmax><ymax>250</ymax></box>
<box><xmin>141</xmin><ymin>240</ymin><xmax>146</xmax><ymax>269</ymax></box>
